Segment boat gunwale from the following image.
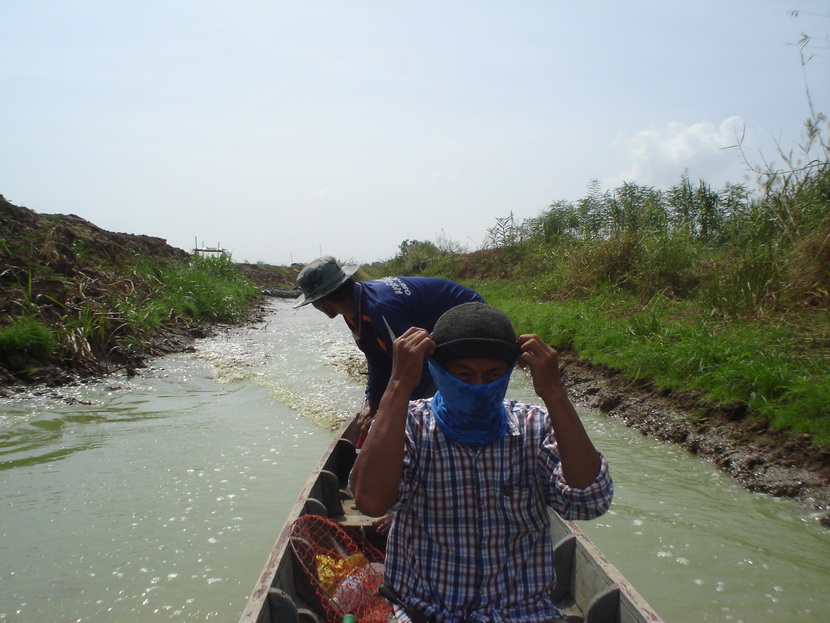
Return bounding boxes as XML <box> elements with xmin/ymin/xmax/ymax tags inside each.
<box><xmin>239</xmin><ymin>419</ymin><xmax>356</xmax><ymax>623</ymax></box>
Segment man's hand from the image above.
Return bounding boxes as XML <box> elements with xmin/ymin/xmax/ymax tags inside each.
<box><xmin>356</xmin><ymin>400</ymin><xmax>378</xmax><ymax>436</ymax></box>
<box><xmin>517</xmin><ymin>334</ymin><xmax>565</xmax><ymax>402</ymax></box>
<box><xmin>519</xmin><ymin>333</ymin><xmax>601</xmax><ymax>488</ymax></box>
<box><xmin>389</xmin><ymin>327</ymin><xmax>435</xmax><ymax>394</ymax></box>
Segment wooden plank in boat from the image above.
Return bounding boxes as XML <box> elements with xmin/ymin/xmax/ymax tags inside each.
<box><xmin>554</xmin><ymin>513</ymin><xmax>663</xmax><ymax>623</ymax></box>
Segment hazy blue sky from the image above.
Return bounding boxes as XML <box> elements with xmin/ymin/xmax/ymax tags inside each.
<box><xmin>2</xmin><ymin>1</ymin><xmax>828</xmax><ymax>266</ymax></box>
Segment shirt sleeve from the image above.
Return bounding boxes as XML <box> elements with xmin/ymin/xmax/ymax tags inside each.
<box><xmin>389</xmin><ymin>401</ymin><xmax>427</xmax><ymax>512</ymax></box>
<box><xmin>542</xmin><ymin>432</ymin><xmax>613</xmax><ymax>520</ymax></box>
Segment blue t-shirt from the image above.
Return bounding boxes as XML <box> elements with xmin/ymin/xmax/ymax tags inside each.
<box><xmin>344</xmin><ymin>277</ymin><xmax>484</xmax><ymax>401</ymax></box>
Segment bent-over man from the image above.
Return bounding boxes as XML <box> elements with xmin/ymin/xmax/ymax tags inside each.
<box><xmin>294</xmin><ymin>256</ymin><xmax>483</xmax><ymax>434</ymax></box>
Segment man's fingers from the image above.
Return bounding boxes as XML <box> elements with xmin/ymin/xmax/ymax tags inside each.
<box><xmin>395</xmin><ymin>327</ymin><xmax>435</xmax><ymax>356</ymax></box>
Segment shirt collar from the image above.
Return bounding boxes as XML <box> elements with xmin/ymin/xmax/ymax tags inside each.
<box><xmin>504</xmin><ymin>401</ymin><xmax>520</xmax><ymax>436</ymax></box>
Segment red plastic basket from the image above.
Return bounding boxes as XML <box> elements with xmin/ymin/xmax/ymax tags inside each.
<box><xmin>290</xmin><ymin>514</ymin><xmax>392</xmax><ymax>623</ymax></box>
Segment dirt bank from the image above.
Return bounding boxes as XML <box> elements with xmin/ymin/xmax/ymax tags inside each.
<box><xmin>558</xmin><ymin>355</ymin><xmax>830</xmax><ymax>523</ymax></box>
<box><xmin>0</xmin><ymin>195</ymin><xmax>299</xmax><ymax>385</ymax></box>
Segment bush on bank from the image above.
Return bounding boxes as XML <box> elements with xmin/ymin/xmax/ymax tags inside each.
<box><xmin>148</xmin><ymin>255</ymin><xmax>260</xmax><ymax>326</ymax></box>
<box><xmin>0</xmin><ymin>317</ymin><xmax>56</xmax><ymax>367</ymax></box>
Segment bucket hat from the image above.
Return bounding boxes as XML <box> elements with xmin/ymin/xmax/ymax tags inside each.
<box><xmin>431</xmin><ymin>302</ymin><xmax>519</xmax><ymax>364</ymax></box>
<box><xmin>293</xmin><ymin>256</ymin><xmax>359</xmax><ymax>308</ymax></box>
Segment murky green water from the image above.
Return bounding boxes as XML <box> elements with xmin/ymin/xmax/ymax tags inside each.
<box><xmin>1</xmin><ymin>300</ymin><xmax>828</xmax><ymax>622</ymax></box>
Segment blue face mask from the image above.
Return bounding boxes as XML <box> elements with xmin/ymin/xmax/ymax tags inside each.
<box><xmin>427</xmin><ymin>358</ymin><xmax>515</xmax><ymax>446</ymax></box>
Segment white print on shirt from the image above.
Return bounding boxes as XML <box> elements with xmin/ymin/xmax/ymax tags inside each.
<box><xmin>380</xmin><ymin>277</ymin><xmax>412</xmax><ymax>296</ymax></box>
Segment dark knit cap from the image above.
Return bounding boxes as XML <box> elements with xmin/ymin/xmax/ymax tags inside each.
<box><xmin>432</xmin><ymin>302</ymin><xmax>519</xmax><ymax>364</ymax></box>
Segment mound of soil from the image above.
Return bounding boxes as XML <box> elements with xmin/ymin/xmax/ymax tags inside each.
<box><xmin>0</xmin><ymin>195</ymin><xmax>302</xmax><ymax>385</ymax></box>
<box><xmin>236</xmin><ymin>262</ymin><xmax>301</xmax><ymax>288</ymax></box>
<box><xmin>0</xmin><ymin>195</ymin><xmax>199</xmax><ymax>381</ymax></box>
<box><xmin>0</xmin><ymin>194</ymin><xmax>190</xmax><ymax>317</ymax></box>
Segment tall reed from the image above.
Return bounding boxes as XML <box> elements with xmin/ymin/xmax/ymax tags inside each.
<box><xmin>376</xmin><ymin>115</ymin><xmax>829</xmax><ymax>445</ymax></box>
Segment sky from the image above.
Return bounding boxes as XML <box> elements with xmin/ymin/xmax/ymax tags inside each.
<box><xmin>2</xmin><ymin>1</ymin><xmax>828</xmax><ymax>267</ymax></box>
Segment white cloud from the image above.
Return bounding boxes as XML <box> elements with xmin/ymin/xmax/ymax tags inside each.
<box><xmin>606</xmin><ymin>117</ymin><xmax>752</xmax><ymax>190</ymax></box>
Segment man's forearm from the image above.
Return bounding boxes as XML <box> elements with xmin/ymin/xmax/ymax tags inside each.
<box><xmin>351</xmin><ymin>379</ymin><xmax>411</xmax><ymax>516</ymax></box>
<box><xmin>543</xmin><ymin>389</ymin><xmax>602</xmax><ymax>489</ymax></box>
<box><xmin>354</xmin><ymin>326</ymin><xmax>434</xmax><ymax>516</ymax></box>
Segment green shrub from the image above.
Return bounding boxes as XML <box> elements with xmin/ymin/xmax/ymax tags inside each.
<box><xmin>155</xmin><ymin>256</ymin><xmax>260</xmax><ymax>323</ymax></box>
<box><xmin>698</xmin><ymin>247</ymin><xmax>786</xmax><ymax>316</ymax></box>
<box><xmin>0</xmin><ymin>318</ymin><xmax>56</xmax><ymax>365</ymax></box>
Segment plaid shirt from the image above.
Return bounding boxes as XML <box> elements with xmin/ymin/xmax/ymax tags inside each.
<box><xmin>386</xmin><ymin>399</ymin><xmax>613</xmax><ymax>623</ymax></box>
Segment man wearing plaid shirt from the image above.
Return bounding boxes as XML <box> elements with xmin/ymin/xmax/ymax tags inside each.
<box><xmin>352</xmin><ymin>303</ymin><xmax>613</xmax><ymax>623</ymax></box>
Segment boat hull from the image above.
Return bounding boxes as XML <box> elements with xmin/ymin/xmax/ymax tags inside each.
<box><xmin>240</xmin><ymin>418</ymin><xmax>664</xmax><ymax>623</ymax></box>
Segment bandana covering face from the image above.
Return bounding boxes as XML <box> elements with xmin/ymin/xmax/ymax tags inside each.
<box><xmin>427</xmin><ymin>358</ymin><xmax>515</xmax><ymax>446</ymax></box>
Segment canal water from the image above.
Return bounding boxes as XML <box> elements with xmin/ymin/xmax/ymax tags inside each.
<box><xmin>0</xmin><ymin>299</ymin><xmax>827</xmax><ymax>622</ymax></box>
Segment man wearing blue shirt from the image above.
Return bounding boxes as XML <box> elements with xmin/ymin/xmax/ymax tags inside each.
<box><xmin>294</xmin><ymin>256</ymin><xmax>483</xmax><ymax>433</ymax></box>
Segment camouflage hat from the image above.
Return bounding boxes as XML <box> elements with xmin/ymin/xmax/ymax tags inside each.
<box><xmin>293</xmin><ymin>256</ymin><xmax>359</xmax><ymax>308</ymax></box>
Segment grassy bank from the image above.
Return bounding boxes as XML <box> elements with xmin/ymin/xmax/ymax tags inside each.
<box><xmin>0</xmin><ymin>254</ymin><xmax>260</xmax><ymax>377</ymax></box>
<box><xmin>474</xmin><ymin>283</ymin><xmax>829</xmax><ymax>444</ymax></box>
<box><xmin>379</xmin><ymin>265</ymin><xmax>829</xmax><ymax>447</ymax></box>
<box><xmin>368</xmin><ymin>123</ymin><xmax>830</xmax><ymax>447</ymax></box>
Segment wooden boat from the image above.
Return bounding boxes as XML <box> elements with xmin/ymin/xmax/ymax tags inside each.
<box><xmin>239</xmin><ymin>418</ymin><xmax>664</xmax><ymax>623</ymax></box>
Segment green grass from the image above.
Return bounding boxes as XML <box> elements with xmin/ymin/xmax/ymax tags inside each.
<box><xmin>1</xmin><ymin>255</ymin><xmax>262</xmax><ymax>374</ymax></box>
<box><xmin>470</xmin><ymin>282</ymin><xmax>830</xmax><ymax>445</ymax></box>
<box><xmin>0</xmin><ymin>317</ymin><xmax>56</xmax><ymax>365</ymax></box>
<box><xmin>150</xmin><ymin>255</ymin><xmax>260</xmax><ymax>325</ymax></box>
